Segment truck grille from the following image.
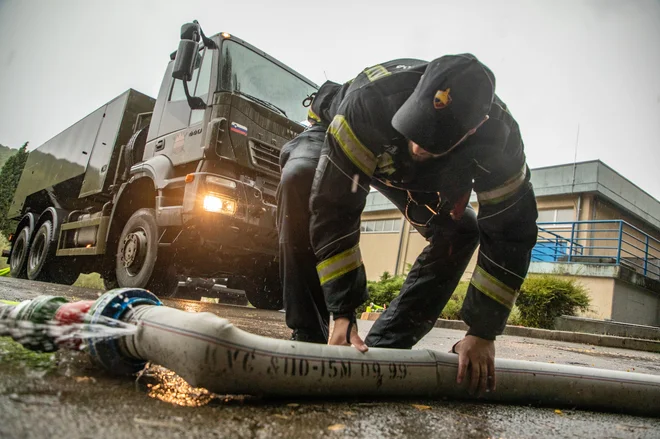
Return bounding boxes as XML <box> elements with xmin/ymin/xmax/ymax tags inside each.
<box><xmin>248</xmin><ymin>140</ymin><xmax>280</xmax><ymax>175</ymax></box>
<box><xmin>256</xmin><ymin>176</ymin><xmax>279</xmax><ymax>205</ymax></box>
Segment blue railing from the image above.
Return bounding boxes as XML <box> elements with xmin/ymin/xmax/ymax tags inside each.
<box><xmin>532</xmin><ymin>220</ymin><xmax>660</xmax><ymax>280</ymax></box>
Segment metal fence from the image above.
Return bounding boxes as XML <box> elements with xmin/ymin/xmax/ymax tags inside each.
<box><xmin>532</xmin><ymin>220</ymin><xmax>660</xmax><ymax>281</ymax></box>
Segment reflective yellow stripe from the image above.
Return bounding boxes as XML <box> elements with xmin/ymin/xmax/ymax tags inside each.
<box><xmin>470</xmin><ymin>265</ymin><xmax>518</xmax><ymax>310</ymax></box>
<box><xmin>376</xmin><ymin>152</ymin><xmax>396</xmax><ymax>176</ymax></box>
<box><xmin>317</xmin><ymin>245</ymin><xmax>363</xmax><ymax>285</ymax></box>
<box><xmin>328</xmin><ymin>115</ymin><xmax>377</xmax><ymax>176</ymax></box>
<box><xmin>308</xmin><ymin>107</ymin><xmax>322</xmax><ymax>123</ymax></box>
<box><xmin>477</xmin><ymin>165</ymin><xmax>527</xmax><ymax>205</ymax></box>
<box><xmin>364</xmin><ymin>64</ymin><xmax>391</xmax><ymax>82</ymax></box>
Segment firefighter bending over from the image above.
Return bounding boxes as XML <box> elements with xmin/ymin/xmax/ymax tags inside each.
<box><xmin>276</xmin><ymin>55</ymin><xmax>538</xmax><ymax>395</ymax></box>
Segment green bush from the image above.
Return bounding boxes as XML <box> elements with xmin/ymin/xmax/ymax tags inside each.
<box><xmin>357</xmin><ymin>273</ymin><xmax>471</xmax><ymax>318</ymax></box>
<box><xmin>507</xmin><ymin>305</ymin><xmax>523</xmax><ymax>326</ymax></box>
<box><xmin>516</xmin><ymin>275</ymin><xmax>590</xmax><ymax>329</ymax></box>
<box><xmin>439</xmin><ymin>281</ymin><xmax>468</xmax><ymax>320</ymax></box>
<box><xmin>74</xmin><ymin>272</ymin><xmax>105</xmax><ymax>290</ymax></box>
<box><xmin>0</xmin><ymin>234</ymin><xmax>9</xmax><ymax>269</ymax></box>
<box><xmin>358</xmin><ymin>271</ymin><xmax>588</xmax><ymax>330</ymax></box>
<box><xmin>357</xmin><ymin>271</ymin><xmax>404</xmax><ymax>314</ymax></box>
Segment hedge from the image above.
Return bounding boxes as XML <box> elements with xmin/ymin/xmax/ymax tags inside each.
<box><xmin>516</xmin><ymin>274</ymin><xmax>591</xmax><ymax>329</ymax></box>
<box><xmin>359</xmin><ymin>272</ymin><xmax>590</xmax><ymax>330</ymax></box>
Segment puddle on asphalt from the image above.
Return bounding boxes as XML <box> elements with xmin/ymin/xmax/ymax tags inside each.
<box><xmin>137</xmin><ymin>364</ymin><xmax>214</xmax><ymax>407</ymax></box>
<box><xmin>135</xmin><ymin>363</ymin><xmax>254</xmax><ymax>407</ymax></box>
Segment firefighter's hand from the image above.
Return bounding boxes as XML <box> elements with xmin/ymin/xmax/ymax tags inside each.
<box><xmin>328</xmin><ymin>317</ymin><xmax>368</xmax><ymax>353</ymax></box>
<box><xmin>452</xmin><ymin>335</ymin><xmax>496</xmax><ymax>396</ymax></box>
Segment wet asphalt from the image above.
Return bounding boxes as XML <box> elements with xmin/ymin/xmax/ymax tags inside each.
<box><xmin>1</xmin><ymin>277</ymin><xmax>659</xmax><ymax>438</ymax></box>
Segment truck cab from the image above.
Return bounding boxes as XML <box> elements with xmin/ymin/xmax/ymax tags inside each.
<box><xmin>117</xmin><ymin>26</ymin><xmax>318</xmax><ymax>308</ymax></box>
<box><xmin>7</xmin><ymin>22</ymin><xmax>317</xmax><ymax>310</ymax></box>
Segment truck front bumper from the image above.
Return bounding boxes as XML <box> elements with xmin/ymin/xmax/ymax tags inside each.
<box><xmin>156</xmin><ymin>172</ymin><xmax>279</xmax><ymax>258</ymax></box>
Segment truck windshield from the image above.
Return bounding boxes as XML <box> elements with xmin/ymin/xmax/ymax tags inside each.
<box><xmin>220</xmin><ymin>40</ymin><xmax>317</xmax><ymax>125</ymax></box>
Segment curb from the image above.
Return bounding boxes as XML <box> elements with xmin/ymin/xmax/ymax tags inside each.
<box><xmin>359</xmin><ymin>312</ymin><xmax>660</xmax><ymax>353</ymax></box>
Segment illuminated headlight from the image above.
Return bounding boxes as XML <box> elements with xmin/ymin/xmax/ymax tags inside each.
<box><xmin>203</xmin><ymin>193</ymin><xmax>237</xmax><ymax>215</ymax></box>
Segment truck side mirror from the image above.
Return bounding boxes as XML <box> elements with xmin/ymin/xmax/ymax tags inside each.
<box><xmin>172</xmin><ymin>23</ymin><xmax>201</xmax><ymax>81</ymax></box>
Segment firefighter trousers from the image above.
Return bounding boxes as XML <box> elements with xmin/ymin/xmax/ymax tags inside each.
<box><xmin>364</xmin><ymin>179</ymin><xmax>479</xmax><ymax>348</ymax></box>
<box><xmin>277</xmin><ymin>126</ymin><xmax>329</xmax><ymax>343</ymax></box>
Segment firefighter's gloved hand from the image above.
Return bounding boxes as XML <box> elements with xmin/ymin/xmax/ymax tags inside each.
<box><xmin>452</xmin><ymin>335</ymin><xmax>496</xmax><ymax>396</ymax></box>
<box><xmin>329</xmin><ymin>316</ymin><xmax>368</xmax><ymax>353</ymax></box>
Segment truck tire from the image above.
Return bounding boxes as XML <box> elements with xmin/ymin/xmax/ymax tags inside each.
<box><xmin>21</xmin><ymin>219</ymin><xmax>79</xmax><ymax>285</ymax></box>
<box><xmin>234</xmin><ymin>272</ymin><xmax>283</xmax><ymax>310</ymax></box>
<box><xmin>26</xmin><ymin>220</ymin><xmax>55</xmax><ymax>282</ymax></box>
<box><xmin>115</xmin><ymin>208</ymin><xmax>177</xmax><ymax>295</ymax></box>
<box><xmin>9</xmin><ymin>226</ymin><xmax>31</xmax><ymax>279</ymax></box>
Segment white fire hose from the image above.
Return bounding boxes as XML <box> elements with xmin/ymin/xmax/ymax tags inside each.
<box><xmin>2</xmin><ymin>289</ymin><xmax>659</xmax><ymax>417</ymax></box>
<box><xmin>121</xmin><ymin>302</ymin><xmax>660</xmax><ymax>416</ymax></box>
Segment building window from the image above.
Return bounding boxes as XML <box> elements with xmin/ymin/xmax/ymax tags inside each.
<box><xmin>364</xmin><ymin>190</ymin><xmax>396</xmax><ymax>212</ymax></box>
<box><xmin>360</xmin><ymin>219</ymin><xmax>402</xmax><ymax>233</ymax></box>
<box><xmin>537</xmin><ymin>208</ymin><xmax>574</xmax><ymax>225</ymax></box>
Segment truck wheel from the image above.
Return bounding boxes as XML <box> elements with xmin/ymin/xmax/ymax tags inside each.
<box><xmin>115</xmin><ymin>208</ymin><xmax>177</xmax><ymax>295</ymax></box>
<box><xmin>26</xmin><ymin>220</ymin><xmax>55</xmax><ymax>282</ymax></box>
<box><xmin>235</xmin><ymin>274</ymin><xmax>283</xmax><ymax>310</ymax></box>
<box><xmin>9</xmin><ymin>226</ymin><xmax>31</xmax><ymax>279</ymax></box>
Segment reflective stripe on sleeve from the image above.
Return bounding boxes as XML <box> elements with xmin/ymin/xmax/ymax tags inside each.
<box><xmin>328</xmin><ymin>115</ymin><xmax>377</xmax><ymax>176</ymax></box>
<box><xmin>470</xmin><ymin>265</ymin><xmax>519</xmax><ymax>310</ymax></box>
<box><xmin>476</xmin><ymin>165</ymin><xmax>527</xmax><ymax>205</ymax></box>
<box><xmin>317</xmin><ymin>244</ymin><xmax>363</xmax><ymax>285</ymax></box>
<box><xmin>364</xmin><ymin>64</ymin><xmax>391</xmax><ymax>82</ymax></box>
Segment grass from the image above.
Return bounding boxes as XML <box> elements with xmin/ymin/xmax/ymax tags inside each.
<box><xmin>0</xmin><ymin>234</ymin><xmax>9</xmax><ymax>270</ymax></box>
<box><xmin>73</xmin><ymin>272</ymin><xmax>105</xmax><ymax>290</ymax></box>
<box><xmin>0</xmin><ymin>337</ymin><xmax>57</xmax><ymax>371</ymax></box>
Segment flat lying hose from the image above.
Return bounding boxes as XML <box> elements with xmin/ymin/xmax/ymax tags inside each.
<box><xmin>121</xmin><ymin>305</ymin><xmax>660</xmax><ymax>417</ymax></box>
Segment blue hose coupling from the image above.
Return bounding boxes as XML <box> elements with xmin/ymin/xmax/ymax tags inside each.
<box><xmin>85</xmin><ymin>288</ymin><xmax>161</xmax><ymax>375</ymax></box>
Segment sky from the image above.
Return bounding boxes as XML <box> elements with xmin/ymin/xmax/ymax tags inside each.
<box><xmin>0</xmin><ymin>0</ymin><xmax>659</xmax><ymax>198</ymax></box>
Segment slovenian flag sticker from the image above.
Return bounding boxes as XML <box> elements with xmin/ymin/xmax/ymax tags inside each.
<box><xmin>230</xmin><ymin>122</ymin><xmax>248</xmax><ymax>136</ymax></box>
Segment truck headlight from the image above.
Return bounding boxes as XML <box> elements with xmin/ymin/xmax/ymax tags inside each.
<box><xmin>203</xmin><ymin>193</ymin><xmax>237</xmax><ymax>215</ymax></box>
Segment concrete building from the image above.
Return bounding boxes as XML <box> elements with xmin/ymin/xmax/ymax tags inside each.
<box><xmin>360</xmin><ymin>160</ymin><xmax>660</xmax><ymax>326</ymax></box>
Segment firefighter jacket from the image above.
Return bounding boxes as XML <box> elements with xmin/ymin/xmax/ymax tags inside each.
<box><xmin>308</xmin><ymin>63</ymin><xmax>539</xmax><ymax>340</ymax></box>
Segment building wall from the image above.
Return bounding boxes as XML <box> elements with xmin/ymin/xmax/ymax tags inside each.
<box><xmin>362</xmin><ymin>194</ymin><xmax>584</xmax><ymax>281</ymax></box>
<box><xmin>362</xmin><ymin>209</ymin><xmax>401</xmax><ymax>221</ymax></box>
<box><xmin>592</xmin><ymin>197</ymin><xmax>660</xmax><ymax>241</ymax></box>
<box><xmin>355</xmin><ymin>162</ymin><xmax>660</xmax><ymax>327</ymax></box>
<box><xmin>535</xmin><ymin>194</ymin><xmax>579</xmax><ymax>211</ymax></box>
<box><xmin>361</xmin><ymin>232</ymin><xmax>400</xmax><ymax>280</ymax></box>
<box><xmin>546</xmin><ymin>275</ymin><xmax>615</xmax><ymax>320</ymax></box>
<box><xmin>611</xmin><ymin>280</ymin><xmax>660</xmax><ymax>326</ymax></box>
<box><xmin>360</xmin><ymin>210</ymin><xmax>404</xmax><ymax>279</ymax></box>
<box><xmin>360</xmin><ymin>193</ymin><xmax>660</xmax><ymax>283</ymax></box>
<box><xmin>403</xmin><ymin>230</ymin><xmax>427</xmax><ymax>274</ymax></box>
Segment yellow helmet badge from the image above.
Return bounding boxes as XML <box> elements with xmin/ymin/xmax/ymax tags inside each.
<box><xmin>433</xmin><ymin>88</ymin><xmax>452</xmax><ymax>110</ymax></box>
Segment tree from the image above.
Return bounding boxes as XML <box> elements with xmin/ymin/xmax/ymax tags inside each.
<box><xmin>0</xmin><ymin>142</ymin><xmax>29</xmax><ymax>237</ymax></box>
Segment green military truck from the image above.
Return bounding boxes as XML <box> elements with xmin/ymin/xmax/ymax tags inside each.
<box><xmin>5</xmin><ymin>22</ymin><xmax>317</xmax><ymax>309</ymax></box>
